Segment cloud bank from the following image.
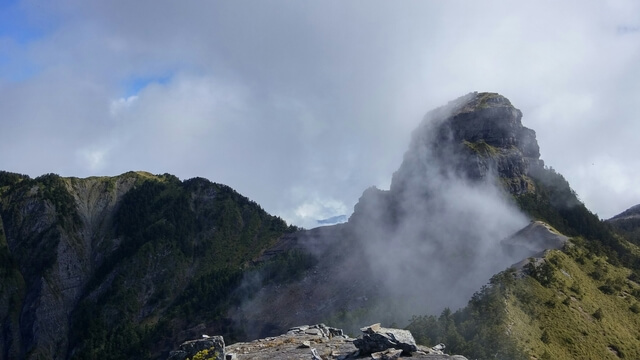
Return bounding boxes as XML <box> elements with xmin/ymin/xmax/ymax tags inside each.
<box><xmin>1</xmin><ymin>1</ymin><xmax>639</xmax><ymax>225</ymax></box>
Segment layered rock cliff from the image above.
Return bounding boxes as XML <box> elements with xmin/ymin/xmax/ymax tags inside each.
<box><xmin>390</xmin><ymin>92</ymin><xmax>542</xmax><ymax>197</ymax></box>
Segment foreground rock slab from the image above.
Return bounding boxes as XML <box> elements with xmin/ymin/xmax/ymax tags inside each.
<box><xmin>167</xmin><ymin>324</ymin><xmax>468</xmax><ymax>359</ymax></box>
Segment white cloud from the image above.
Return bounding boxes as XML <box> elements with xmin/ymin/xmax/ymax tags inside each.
<box><xmin>1</xmin><ymin>1</ymin><xmax>639</xmax><ymax>225</ymax></box>
<box><xmin>77</xmin><ymin>147</ymin><xmax>108</xmax><ymax>172</ymax></box>
<box><xmin>287</xmin><ymin>192</ymin><xmax>348</xmax><ymax>229</ymax></box>
<box><xmin>109</xmin><ymin>95</ymin><xmax>137</xmax><ymax>117</ymax></box>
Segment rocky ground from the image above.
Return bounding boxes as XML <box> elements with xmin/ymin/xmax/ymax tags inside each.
<box><xmin>168</xmin><ymin>324</ymin><xmax>468</xmax><ymax>360</ymax></box>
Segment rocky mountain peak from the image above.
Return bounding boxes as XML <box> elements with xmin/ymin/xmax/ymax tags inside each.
<box><xmin>390</xmin><ymin>92</ymin><xmax>543</xmax><ymax>196</ymax></box>
<box><xmin>439</xmin><ymin>92</ymin><xmax>539</xmax><ymax>158</ymax></box>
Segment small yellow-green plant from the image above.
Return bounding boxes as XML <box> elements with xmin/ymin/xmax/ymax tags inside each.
<box><xmin>190</xmin><ymin>348</ymin><xmax>220</xmax><ymax>360</ymax></box>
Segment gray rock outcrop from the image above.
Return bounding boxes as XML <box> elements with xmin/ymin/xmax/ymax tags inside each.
<box><xmin>167</xmin><ymin>336</ymin><xmax>225</xmax><ymax>360</ymax></box>
<box><xmin>168</xmin><ymin>324</ymin><xmax>468</xmax><ymax>360</ymax></box>
<box><xmin>390</xmin><ymin>92</ymin><xmax>544</xmax><ymax>197</ymax></box>
<box><xmin>502</xmin><ymin>221</ymin><xmax>569</xmax><ymax>262</ymax></box>
<box><xmin>353</xmin><ymin>323</ymin><xmax>417</xmax><ymax>355</ymax></box>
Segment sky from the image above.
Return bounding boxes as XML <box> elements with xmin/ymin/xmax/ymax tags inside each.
<box><xmin>1</xmin><ymin>1</ymin><xmax>639</xmax><ymax>228</ymax></box>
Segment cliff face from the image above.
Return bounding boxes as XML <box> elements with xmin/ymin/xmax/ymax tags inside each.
<box><xmin>391</xmin><ymin>92</ymin><xmax>542</xmax><ymax>198</ymax></box>
<box><xmin>351</xmin><ymin>92</ymin><xmax>544</xmax><ymax>235</ymax></box>
<box><xmin>0</xmin><ymin>174</ymin><xmax>139</xmax><ymax>359</ymax></box>
<box><xmin>0</xmin><ymin>173</ymin><xmax>143</xmax><ymax>359</ymax></box>
<box><xmin>0</xmin><ymin>172</ymin><xmax>291</xmax><ymax>360</ymax></box>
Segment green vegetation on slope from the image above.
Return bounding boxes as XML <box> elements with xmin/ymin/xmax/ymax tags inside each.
<box><xmin>407</xmin><ymin>269</ymin><xmax>528</xmax><ymax>360</ymax></box>
<box><xmin>0</xmin><ymin>170</ymin><xmax>310</xmax><ymax>360</ymax></box>
<box><xmin>0</xmin><ymin>172</ymin><xmax>81</xmax><ymax>280</ymax></box>
<box><xmin>517</xmin><ymin>166</ymin><xmax>637</xmax><ymax>269</ymax></box>
<box><xmin>66</xmin><ymin>174</ymin><xmax>298</xmax><ymax>359</ymax></box>
<box><xmin>408</xmin><ymin>241</ymin><xmax>640</xmax><ymax>360</ymax></box>
<box><xmin>0</xmin><ymin>215</ymin><xmax>26</xmax><ymax>360</ymax></box>
<box><xmin>463</xmin><ymin>140</ymin><xmax>499</xmax><ymax>157</ymax></box>
<box><xmin>407</xmin><ymin>165</ymin><xmax>640</xmax><ymax>359</ymax></box>
<box><xmin>507</xmin><ymin>245</ymin><xmax>640</xmax><ymax>359</ymax></box>
<box><xmin>609</xmin><ymin>217</ymin><xmax>640</xmax><ymax>247</ymax></box>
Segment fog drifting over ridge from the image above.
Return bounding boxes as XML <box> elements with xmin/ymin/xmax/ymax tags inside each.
<box><xmin>1</xmin><ymin>1</ymin><xmax>640</xmax><ymax>226</ymax></box>
<box><xmin>233</xmin><ymin>94</ymin><xmax>533</xmax><ymax>335</ymax></box>
<box><xmin>345</xmin><ymin>95</ymin><xmax>531</xmax><ymax>315</ymax></box>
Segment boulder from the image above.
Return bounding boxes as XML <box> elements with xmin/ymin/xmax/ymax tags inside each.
<box><xmin>371</xmin><ymin>348</ymin><xmax>403</xmax><ymax>360</ymax></box>
<box><xmin>167</xmin><ymin>336</ymin><xmax>225</xmax><ymax>360</ymax></box>
<box><xmin>353</xmin><ymin>323</ymin><xmax>418</xmax><ymax>355</ymax></box>
<box><xmin>287</xmin><ymin>323</ymin><xmax>345</xmax><ymax>338</ymax></box>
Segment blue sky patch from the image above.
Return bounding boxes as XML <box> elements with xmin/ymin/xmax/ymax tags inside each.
<box><xmin>0</xmin><ymin>0</ymin><xmax>47</xmax><ymax>44</ymax></box>
<box><xmin>0</xmin><ymin>51</ymin><xmax>39</xmax><ymax>83</ymax></box>
<box><xmin>123</xmin><ymin>73</ymin><xmax>174</xmax><ymax>97</ymax></box>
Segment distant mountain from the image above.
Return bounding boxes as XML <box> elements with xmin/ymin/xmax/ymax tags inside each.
<box><xmin>607</xmin><ymin>204</ymin><xmax>640</xmax><ymax>245</ymax></box>
<box><xmin>317</xmin><ymin>215</ymin><xmax>348</xmax><ymax>225</ymax></box>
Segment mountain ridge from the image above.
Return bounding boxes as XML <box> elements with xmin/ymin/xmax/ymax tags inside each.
<box><xmin>0</xmin><ymin>171</ymin><xmax>294</xmax><ymax>359</ymax></box>
<box><xmin>231</xmin><ymin>92</ymin><xmax>556</xmax><ymax>338</ymax></box>
<box><xmin>2</xmin><ymin>92</ymin><xmax>640</xmax><ymax>360</ymax></box>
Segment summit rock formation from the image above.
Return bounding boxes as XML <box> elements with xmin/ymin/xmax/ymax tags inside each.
<box><xmin>389</xmin><ymin>92</ymin><xmax>542</xmax><ymax>196</ymax></box>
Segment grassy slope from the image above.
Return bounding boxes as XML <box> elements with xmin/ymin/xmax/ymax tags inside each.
<box><xmin>408</xmin><ymin>165</ymin><xmax>640</xmax><ymax>359</ymax></box>
<box><xmin>508</xmin><ymin>244</ymin><xmax>640</xmax><ymax>359</ymax></box>
<box><xmin>506</xmin><ymin>167</ymin><xmax>640</xmax><ymax>359</ymax></box>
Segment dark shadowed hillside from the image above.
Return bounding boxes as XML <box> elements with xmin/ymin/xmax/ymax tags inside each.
<box><xmin>608</xmin><ymin>204</ymin><xmax>640</xmax><ymax>246</ymax></box>
<box><xmin>0</xmin><ymin>171</ymin><xmax>296</xmax><ymax>359</ymax></box>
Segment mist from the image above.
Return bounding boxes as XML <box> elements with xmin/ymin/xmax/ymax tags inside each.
<box><xmin>2</xmin><ymin>2</ymin><xmax>640</xmax><ymax>227</ymax></box>
<box><xmin>231</xmin><ymin>95</ymin><xmax>533</xmax><ymax>338</ymax></box>
<box><xmin>341</xmin><ymin>99</ymin><xmax>530</xmax><ymax>317</ymax></box>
